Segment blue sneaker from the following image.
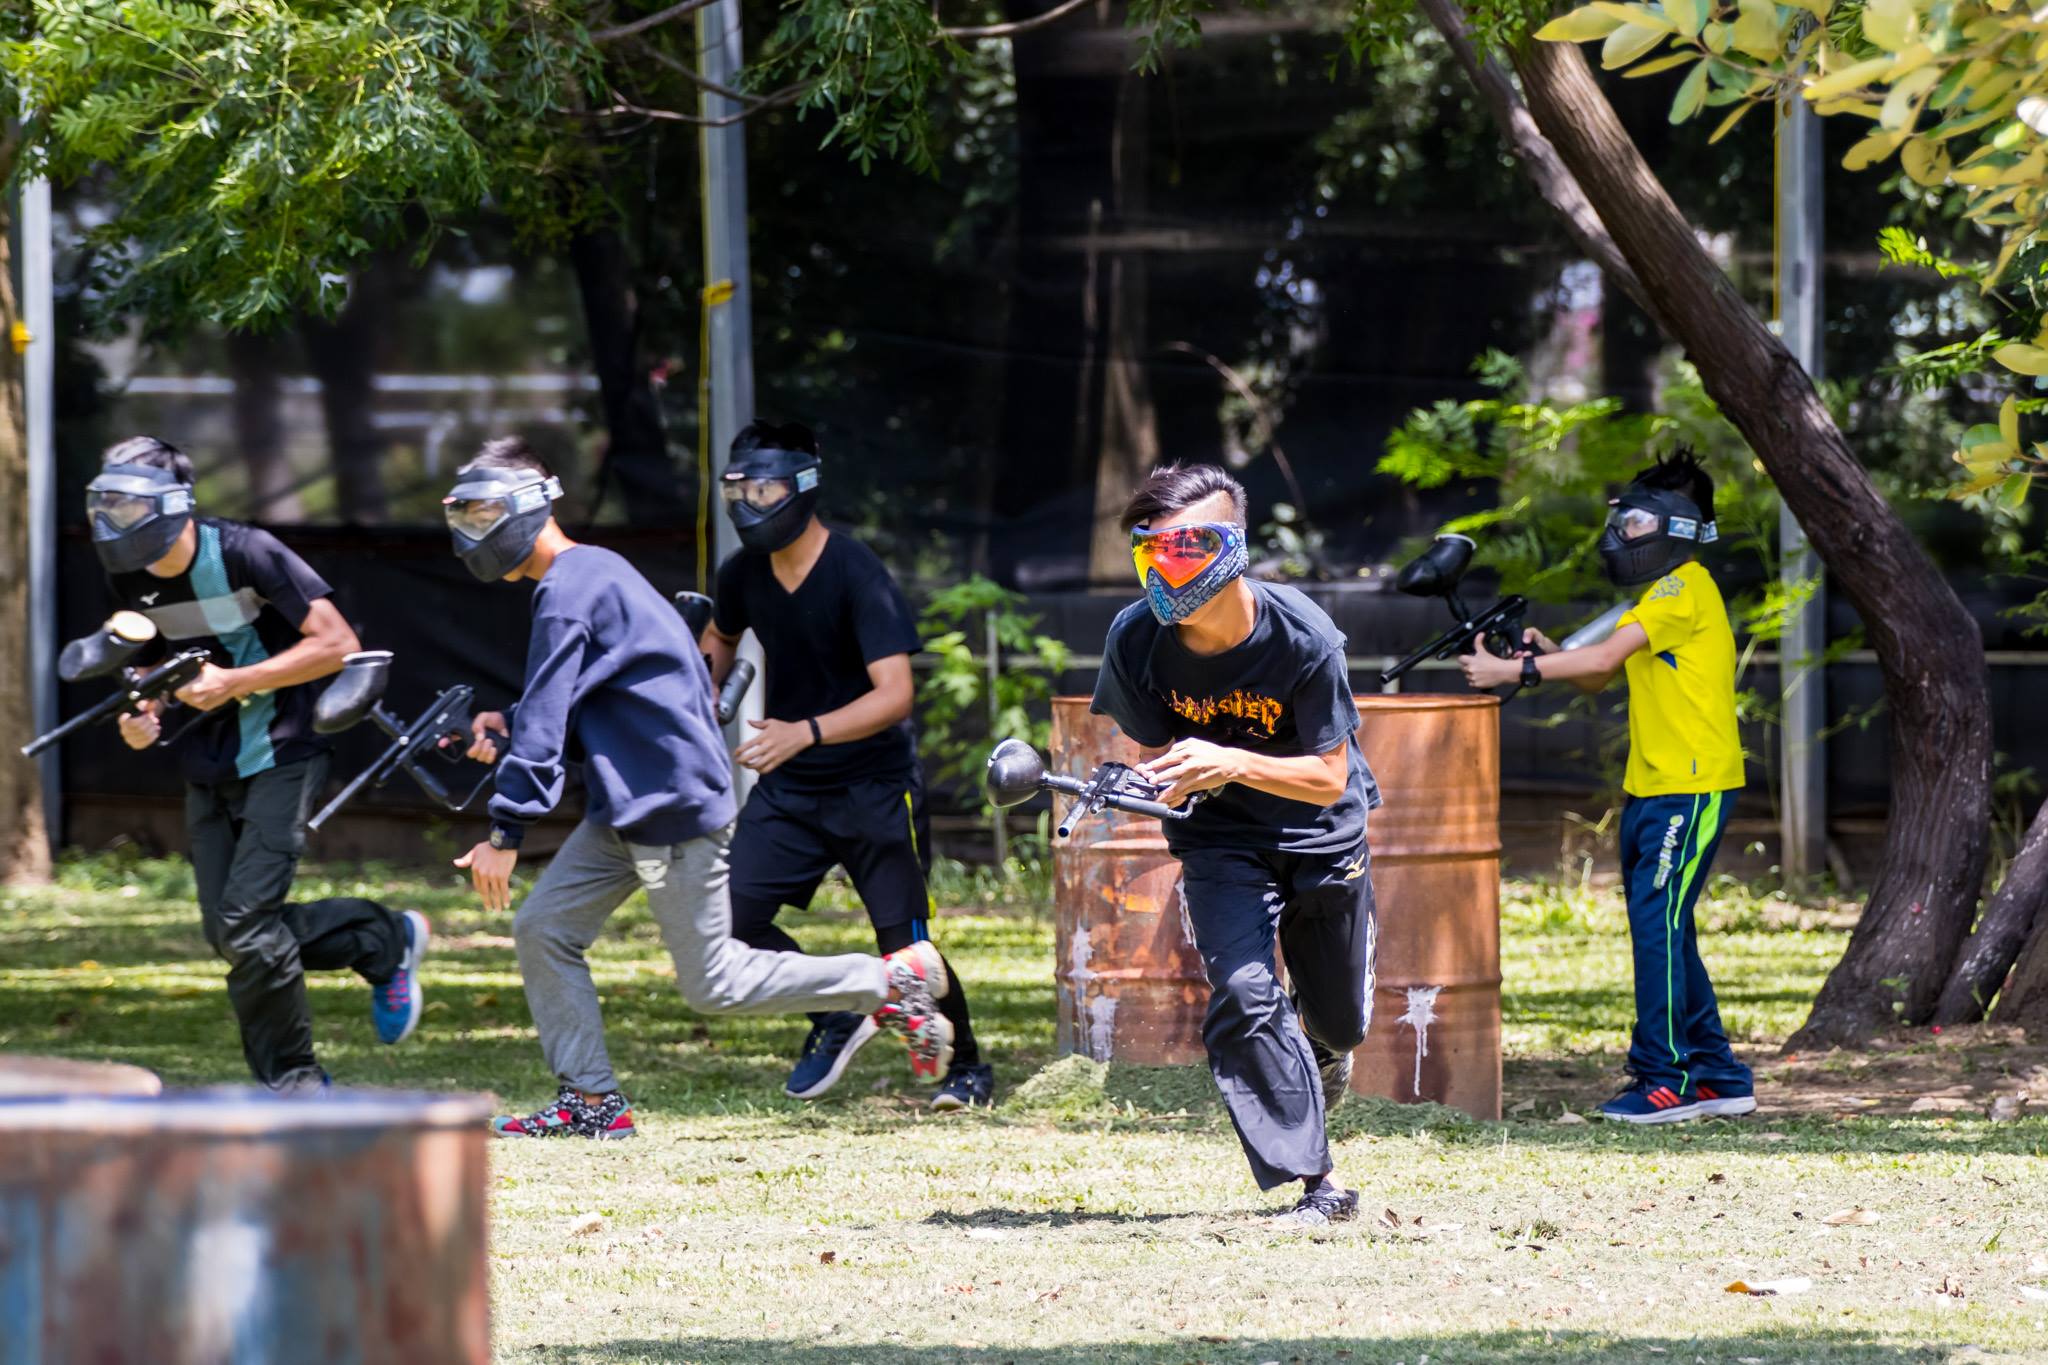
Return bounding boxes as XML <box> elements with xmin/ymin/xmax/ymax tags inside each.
<box><xmin>1596</xmin><ymin>1081</ymin><xmax>1701</xmax><ymax>1125</ymax></box>
<box><xmin>931</xmin><ymin>1062</ymin><xmax>994</xmax><ymax>1112</ymax></box>
<box><xmin>785</xmin><ymin>1011</ymin><xmax>880</xmax><ymax>1099</ymax></box>
<box><xmin>1694</xmin><ymin>1080</ymin><xmax>1757</xmax><ymax>1117</ymax></box>
<box><xmin>372</xmin><ymin>910</ymin><xmax>430</xmax><ymax>1045</ymax></box>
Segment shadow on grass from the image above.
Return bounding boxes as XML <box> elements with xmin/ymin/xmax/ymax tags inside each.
<box><xmin>923</xmin><ymin>1207</ymin><xmax>1191</xmax><ymax>1229</ymax></box>
<box><xmin>512</xmin><ymin>1329</ymin><xmax>1989</xmax><ymax>1364</ymax></box>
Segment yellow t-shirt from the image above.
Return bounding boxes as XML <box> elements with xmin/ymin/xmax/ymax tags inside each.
<box><xmin>1616</xmin><ymin>561</ymin><xmax>1745</xmax><ymax>798</ymax></box>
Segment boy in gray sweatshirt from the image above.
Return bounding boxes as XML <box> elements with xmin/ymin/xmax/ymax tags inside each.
<box><xmin>445</xmin><ymin>437</ymin><xmax>953</xmax><ymax>1139</ymax></box>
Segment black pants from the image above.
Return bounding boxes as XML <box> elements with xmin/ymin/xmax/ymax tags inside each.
<box><xmin>187</xmin><ymin>754</ymin><xmax>406</xmax><ymax>1086</ymax></box>
<box><xmin>728</xmin><ymin>771</ymin><xmax>979</xmax><ymax>1067</ymax></box>
<box><xmin>1180</xmin><ymin>836</ymin><xmax>1378</xmax><ymax>1190</ymax></box>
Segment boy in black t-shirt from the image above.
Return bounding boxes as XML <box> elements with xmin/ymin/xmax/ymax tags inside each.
<box><xmin>86</xmin><ymin>437</ymin><xmax>426</xmax><ymax>1092</ymax></box>
<box><xmin>701</xmin><ymin>421</ymin><xmax>990</xmax><ymax>1109</ymax></box>
<box><xmin>1090</xmin><ymin>463</ymin><xmax>1379</xmax><ymax>1226</ymax></box>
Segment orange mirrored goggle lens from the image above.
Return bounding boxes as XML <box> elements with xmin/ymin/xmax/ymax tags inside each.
<box><xmin>1131</xmin><ymin>525</ymin><xmax>1226</xmax><ymax>589</ymax></box>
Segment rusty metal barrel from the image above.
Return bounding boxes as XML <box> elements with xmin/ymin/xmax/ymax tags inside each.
<box><xmin>0</xmin><ymin>1089</ymin><xmax>493</xmax><ymax>1363</ymax></box>
<box><xmin>1050</xmin><ymin>693</ymin><xmax>1503</xmax><ymax>1119</ymax></box>
<box><xmin>0</xmin><ymin>1053</ymin><xmax>163</xmax><ymax>1098</ymax></box>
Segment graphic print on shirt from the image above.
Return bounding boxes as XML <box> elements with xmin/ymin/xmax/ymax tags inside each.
<box><xmin>1164</xmin><ymin>687</ymin><xmax>1284</xmax><ymax>742</ymax></box>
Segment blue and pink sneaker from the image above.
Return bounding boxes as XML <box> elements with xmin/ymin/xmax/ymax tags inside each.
<box><xmin>1693</xmin><ymin>1080</ymin><xmax>1757</xmax><ymax>1117</ymax></box>
<box><xmin>1597</xmin><ymin>1081</ymin><xmax>1701</xmax><ymax>1124</ymax></box>
<box><xmin>371</xmin><ymin>910</ymin><xmax>431</xmax><ymax>1045</ymax></box>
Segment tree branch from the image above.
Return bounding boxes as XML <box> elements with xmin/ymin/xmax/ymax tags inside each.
<box><xmin>592</xmin><ymin>0</ymin><xmax>719</xmax><ymax>45</ymax></box>
<box><xmin>581</xmin><ymin>81</ymin><xmax>808</xmax><ymax>129</ymax></box>
<box><xmin>939</xmin><ymin>0</ymin><xmax>1099</xmax><ymax>41</ymax></box>
<box><xmin>1413</xmin><ymin>0</ymin><xmax>1645</xmax><ymax>312</ymax></box>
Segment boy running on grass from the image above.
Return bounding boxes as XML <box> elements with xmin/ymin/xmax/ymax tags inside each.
<box><xmin>1090</xmin><ymin>463</ymin><xmax>1380</xmax><ymax>1226</ymax></box>
<box><xmin>701</xmin><ymin>421</ymin><xmax>990</xmax><ymax>1109</ymax></box>
<box><xmin>442</xmin><ymin>437</ymin><xmax>953</xmax><ymax>1140</ymax></box>
<box><xmin>1460</xmin><ymin>449</ymin><xmax>1755</xmax><ymax>1124</ymax></box>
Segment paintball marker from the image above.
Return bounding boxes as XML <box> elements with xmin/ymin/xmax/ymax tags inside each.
<box><xmin>306</xmin><ymin>652</ymin><xmax>496</xmax><ymax>831</ymax></box>
<box><xmin>985</xmin><ymin>738</ymin><xmax>1201</xmax><ymax>839</ymax></box>
<box><xmin>674</xmin><ymin>590</ymin><xmax>757</xmax><ymax>725</ymax></box>
<box><xmin>1378</xmin><ymin>534</ymin><xmax>1535</xmax><ymax>692</ymax></box>
<box><xmin>22</xmin><ymin>612</ymin><xmax>212</xmax><ymax>757</ymax></box>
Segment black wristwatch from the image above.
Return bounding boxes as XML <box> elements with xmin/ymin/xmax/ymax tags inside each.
<box><xmin>488</xmin><ymin>824</ymin><xmax>517</xmax><ymax>851</ymax></box>
<box><xmin>1520</xmin><ymin>655</ymin><xmax>1542</xmax><ymax>690</ymax></box>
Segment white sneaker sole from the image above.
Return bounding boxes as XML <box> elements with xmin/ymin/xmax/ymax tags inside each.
<box><xmin>785</xmin><ymin>1014</ymin><xmax>882</xmax><ymax>1101</ymax></box>
<box><xmin>1596</xmin><ymin>1101</ymin><xmax>1703</xmax><ymax>1125</ymax></box>
<box><xmin>1696</xmin><ymin>1095</ymin><xmax>1757</xmax><ymax>1117</ymax></box>
<box><xmin>381</xmin><ymin>910</ymin><xmax>430</xmax><ymax>1046</ymax></box>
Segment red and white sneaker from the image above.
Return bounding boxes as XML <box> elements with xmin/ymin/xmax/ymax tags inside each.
<box><xmin>874</xmin><ymin>1001</ymin><xmax>955</xmax><ymax>1083</ymax></box>
<box><xmin>491</xmin><ymin>1085</ymin><xmax>638</xmax><ymax>1140</ymax></box>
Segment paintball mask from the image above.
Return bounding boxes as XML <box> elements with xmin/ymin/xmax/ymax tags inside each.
<box><xmin>1597</xmin><ymin>483</ymin><xmax>1717</xmax><ymax>588</ymax></box>
<box><xmin>721</xmin><ymin>443</ymin><xmax>821</xmax><ymax>553</ymax></box>
<box><xmin>86</xmin><ymin>464</ymin><xmax>195</xmax><ymax>574</ymax></box>
<box><xmin>1131</xmin><ymin>521</ymin><xmax>1249</xmax><ymax>626</ymax></box>
<box><xmin>443</xmin><ymin>467</ymin><xmax>564</xmax><ymax>582</ymax></box>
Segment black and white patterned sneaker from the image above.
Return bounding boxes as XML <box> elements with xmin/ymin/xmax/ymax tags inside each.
<box><xmin>1272</xmin><ymin>1185</ymin><xmax>1359</xmax><ymax>1228</ymax></box>
<box><xmin>491</xmin><ymin>1085</ymin><xmax>638</xmax><ymax>1140</ymax></box>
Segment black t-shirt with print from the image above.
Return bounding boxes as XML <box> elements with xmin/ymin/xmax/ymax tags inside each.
<box><xmin>1090</xmin><ymin>579</ymin><xmax>1378</xmax><ymax>854</ymax></box>
<box><xmin>713</xmin><ymin>530</ymin><xmax>924</xmax><ymax>791</ymax></box>
<box><xmin>106</xmin><ymin>517</ymin><xmax>334</xmax><ymax>786</ymax></box>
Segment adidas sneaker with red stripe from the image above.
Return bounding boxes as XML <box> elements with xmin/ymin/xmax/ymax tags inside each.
<box><xmin>1597</xmin><ymin>1081</ymin><xmax>1702</xmax><ymax>1124</ymax></box>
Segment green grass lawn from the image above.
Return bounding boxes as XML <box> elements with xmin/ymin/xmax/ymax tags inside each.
<box><xmin>3</xmin><ymin>853</ymin><xmax>2046</xmax><ymax>1364</ymax></box>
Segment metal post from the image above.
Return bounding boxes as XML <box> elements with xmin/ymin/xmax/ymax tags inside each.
<box><xmin>23</xmin><ymin>172</ymin><xmax>58</xmax><ymax>850</ymax></box>
<box><xmin>1776</xmin><ymin>94</ymin><xmax>1827</xmax><ymax>884</ymax></box>
<box><xmin>698</xmin><ymin>0</ymin><xmax>762</xmax><ymax>800</ymax></box>
<box><xmin>986</xmin><ymin>610</ymin><xmax>1007</xmax><ymax>863</ymax></box>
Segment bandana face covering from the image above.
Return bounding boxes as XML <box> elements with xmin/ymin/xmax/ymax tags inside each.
<box><xmin>1131</xmin><ymin>521</ymin><xmax>1249</xmax><ymax>625</ymax></box>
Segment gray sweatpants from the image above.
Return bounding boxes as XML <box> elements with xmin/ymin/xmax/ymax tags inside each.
<box><xmin>514</xmin><ymin>818</ymin><xmax>889</xmax><ymax>1093</ymax></box>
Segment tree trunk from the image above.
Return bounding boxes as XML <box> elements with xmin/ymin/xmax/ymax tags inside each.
<box><xmin>1087</xmin><ymin>64</ymin><xmax>1161</xmax><ymax>583</ymax></box>
<box><xmin>1419</xmin><ymin>16</ymin><xmax>1991</xmax><ymax>1047</ymax></box>
<box><xmin>1941</xmin><ymin>800</ymin><xmax>2048</xmax><ymax>1023</ymax></box>
<box><xmin>1993</xmin><ymin>873</ymin><xmax>2048</xmax><ymax>1030</ymax></box>
<box><xmin>298</xmin><ymin>262</ymin><xmax>394</xmax><ymax>523</ymax></box>
<box><xmin>569</xmin><ymin>226</ymin><xmax>683</xmax><ymax>526</ymax></box>
<box><xmin>0</xmin><ymin>181</ymin><xmax>53</xmax><ymax>884</ymax></box>
<box><xmin>225</xmin><ymin>328</ymin><xmax>303</xmax><ymax>522</ymax></box>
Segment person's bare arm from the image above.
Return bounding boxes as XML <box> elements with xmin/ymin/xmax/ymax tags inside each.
<box><xmin>734</xmin><ymin>654</ymin><xmax>915</xmax><ymax>775</ymax></box>
<box><xmin>702</xmin><ymin>626</ymin><xmax>740</xmax><ymax>686</ymax></box>
<box><xmin>175</xmin><ymin>598</ymin><xmax>360</xmax><ymax>711</ymax></box>
<box><xmin>1139</xmin><ymin>738</ymin><xmax>1349</xmax><ymax>809</ymax></box>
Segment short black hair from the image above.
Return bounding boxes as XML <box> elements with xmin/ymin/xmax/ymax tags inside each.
<box><xmin>459</xmin><ymin>435</ymin><xmax>554</xmax><ymax>481</ymax></box>
<box><xmin>732</xmin><ymin>419</ymin><xmax>819</xmax><ymax>460</ymax></box>
<box><xmin>1628</xmin><ymin>446</ymin><xmax>1714</xmax><ymax>521</ymax></box>
<box><xmin>1118</xmin><ymin>462</ymin><xmax>1248</xmax><ymax>533</ymax></box>
<box><xmin>103</xmin><ymin>435</ymin><xmax>193</xmax><ymax>486</ymax></box>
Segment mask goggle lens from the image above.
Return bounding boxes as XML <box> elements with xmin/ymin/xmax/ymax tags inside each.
<box><xmin>1132</xmin><ymin>523</ymin><xmax>1228</xmax><ymax>588</ymax></box>
<box><xmin>444</xmin><ymin>497</ymin><xmax>513</xmax><ymax>538</ymax></box>
<box><xmin>88</xmin><ymin>490</ymin><xmax>159</xmax><ymax>530</ymax></box>
<box><xmin>721</xmin><ymin>476</ymin><xmax>796</xmax><ymax>511</ymax></box>
<box><xmin>1607</xmin><ymin>506</ymin><xmax>1662</xmax><ymax>542</ymax></box>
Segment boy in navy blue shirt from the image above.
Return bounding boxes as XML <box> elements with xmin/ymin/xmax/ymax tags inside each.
<box><xmin>444</xmin><ymin>438</ymin><xmax>954</xmax><ymax>1140</ymax></box>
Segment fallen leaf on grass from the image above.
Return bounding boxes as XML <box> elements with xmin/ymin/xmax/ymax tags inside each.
<box><xmin>1987</xmin><ymin>1092</ymin><xmax>2030</xmax><ymax>1122</ymax></box>
<box><xmin>1725</xmin><ymin>1277</ymin><xmax>1812</xmax><ymax>1297</ymax></box>
<box><xmin>1823</xmin><ymin>1208</ymin><xmax>1881</xmax><ymax>1227</ymax></box>
<box><xmin>1377</xmin><ymin>1207</ymin><xmax>1403</xmax><ymax>1231</ymax></box>
<box><xmin>1756</xmin><ymin>1132</ymin><xmax>1792</xmax><ymax>1142</ymax></box>
<box><xmin>1509</xmin><ymin>1098</ymin><xmax>1536</xmax><ymax>1115</ymax></box>
<box><xmin>1554</xmin><ymin>1109</ymin><xmax>1588</xmax><ymax>1125</ymax></box>
<box><xmin>1708</xmin><ymin>1173</ymin><xmax>1726</xmax><ymax>1184</ymax></box>
<box><xmin>819</xmin><ymin>1251</ymin><xmax>836</xmax><ymax>1265</ymax></box>
<box><xmin>2018</xmin><ymin>1286</ymin><xmax>2048</xmax><ymax>1303</ymax></box>
<box><xmin>1198</xmin><ymin>1335</ymin><xmax>1228</xmax><ymax>1344</ymax></box>
<box><xmin>567</xmin><ymin>1212</ymin><xmax>604</xmax><ymax>1237</ymax></box>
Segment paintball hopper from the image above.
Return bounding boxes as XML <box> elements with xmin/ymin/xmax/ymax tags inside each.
<box><xmin>985</xmin><ymin>738</ymin><xmax>1047</xmax><ymax>809</ymax></box>
<box><xmin>674</xmin><ymin>590</ymin><xmax>714</xmax><ymax>639</ymax></box>
<box><xmin>314</xmin><ymin>651</ymin><xmax>393</xmax><ymax>735</ymax></box>
<box><xmin>58</xmin><ymin>611</ymin><xmax>158</xmax><ymax>684</ymax></box>
<box><xmin>1394</xmin><ymin>533</ymin><xmax>1475</xmax><ymax>598</ymax></box>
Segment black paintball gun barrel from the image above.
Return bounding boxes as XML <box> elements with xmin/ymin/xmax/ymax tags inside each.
<box><xmin>674</xmin><ymin>591</ymin><xmax>757</xmax><ymax>725</ymax></box>
<box><xmin>22</xmin><ymin>612</ymin><xmax>212</xmax><ymax>757</ymax></box>
<box><xmin>306</xmin><ymin>652</ymin><xmax>497</xmax><ymax>831</ymax></box>
<box><xmin>984</xmin><ymin>738</ymin><xmax>1199</xmax><ymax>839</ymax></box>
<box><xmin>1377</xmin><ymin>533</ymin><xmax>1536</xmax><ymax>692</ymax></box>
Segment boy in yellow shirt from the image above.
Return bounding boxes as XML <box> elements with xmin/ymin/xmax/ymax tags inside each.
<box><xmin>1462</xmin><ymin>451</ymin><xmax>1754</xmax><ymax>1124</ymax></box>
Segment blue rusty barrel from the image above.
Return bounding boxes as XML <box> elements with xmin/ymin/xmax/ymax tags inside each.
<box><xmin>1051</xmin><ymin>694</ymin><xmax>1503</xmax><ymax>1118</ymax></box>
<box><xmin>0</xmin><ymin>1090</ymin><xmax>492</xmax><ymax>1363</ymax></box>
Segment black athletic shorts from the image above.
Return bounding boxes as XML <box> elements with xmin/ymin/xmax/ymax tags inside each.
<box><xmin>727</xmin><ymin>768</ymin><xmax>935</xmax><ymax>933</ymax></box>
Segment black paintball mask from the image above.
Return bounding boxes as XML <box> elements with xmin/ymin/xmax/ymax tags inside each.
<box><xmin>443</xmin><ymin>466</ymin><xmax>564</xmax><ymax>582</ymax></box>
<box><xmin>86</xmin><ymin>463</ymin><xmax>195</xmax><ymax>574</ymax></box>
<box><xmin>1597</xmin><ymin>482</ymin><xmax>1717</xmax><ymax>588</ymax></box>
<box><xmin>721</xmin><ymin>442</ymin><xmax>820</xmax><ymax>553</ymax></box>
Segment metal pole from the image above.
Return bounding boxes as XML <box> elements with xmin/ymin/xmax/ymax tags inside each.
<box><xmin>23</xmin><ymin>172</ymin><xmax>58</xmax><ymax>851</ymax></box>
<box><xmin>1776</xmin><ymin>94</ymin><xmax>1827</xmax><ymax>884</ymax></box>
<box><xmin>698</xmin><ymin>0</ymin><xmax>763</xmax><ymax>801</ymax></box>
<box><xmin>986</xmin><ymin>609</ymin><xmax>1006</xmax><ymax>863</ymax></box>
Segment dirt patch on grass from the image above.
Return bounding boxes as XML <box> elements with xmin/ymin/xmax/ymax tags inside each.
<box><xmin>1504</xmin><ymin>1023</ymin><xmax>2047</xmax><ymax>1122</ymax></box>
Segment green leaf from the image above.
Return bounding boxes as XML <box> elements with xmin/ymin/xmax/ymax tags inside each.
<box><xmin>1628</xmin><ymin>52</ymin><xmax>1701</xmax><ymax>78</ymax></box>
<box><xmin>1670</xmin><ymin>59</ymin><xmax>1711</xmax><ymax>122</ymax></box>
<box><xmin>1994</xmin><ymin>344</ymin><xmax>2048</xmax><ymax>376</ymax></box>
<box><xmin>1664</xmin><ymin>0</ymin><xmax>1705</xmax><ymax>38</ymax></box>
<box><xmin>1999</xmin><ymin>471</ymin><xmax>2034</xmax><ymax>511</ymax></box>
<box><xmin>1534</xmin><ymin>6</ymin><xmax>1628</xmax><ymax>41</ymax></box>
<box><xmin>1601</xmin><ymin>23</ymin><xmax>1668</xmax><ymax>70</ymax></box>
